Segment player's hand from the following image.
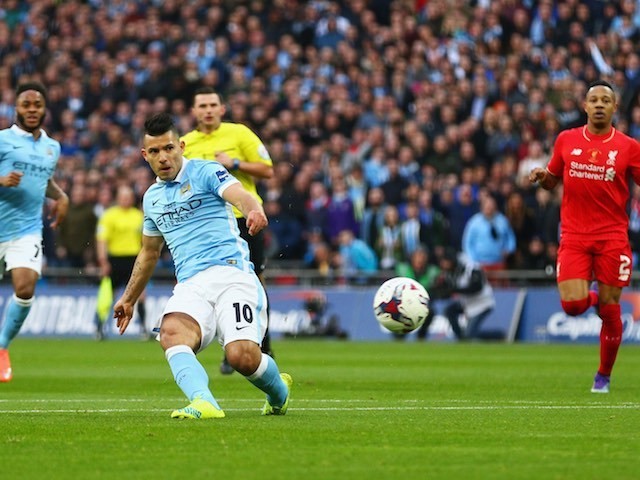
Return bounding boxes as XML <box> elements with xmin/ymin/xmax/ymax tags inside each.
<box><xmin>48</xmin><ymin>192</ymin><xmax>69</xmax><ymax>229</ymax></box>
<box><xmin>245</xmin><ymin>210</ymin><xmax>268</xmax><ymax>236</ymax></box>
<box><xmin>99</xmin><ymin>259</ymin><xmax>111</xmax><ymax>278</ymax></box>
<box><xmin>0</xmin><ymin>171</ymin><xmax>23</xmax><ymax>187</ymax></box>
<box><xmin>113</xmin><ymin>299</ymin><xmax>134</xmax><ymax>335</ymax></box>
<box><xmin>214</xmin><ymin>151</ymin><xmax>233</xmax><ymax>170</ymax></box>
<box><xmin>529</xmin><ymin>167</ymin><xmax>547</xmax><ymax>184</ymax></box>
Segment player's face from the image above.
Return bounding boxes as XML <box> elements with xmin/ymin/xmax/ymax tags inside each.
<box><xmin>142</xmin><ymin>130</ymin><xmax>185</xmax><ymax>181</ymax></box>
<box><xmin>192</xmin><ymin>93</ymin><xmax>226</xmax><ymax>131</ymax></box>
<box><xmin>584</xmin><ymin>86</ymin><xmax>617</xmax><ymax>129</ymax></box>
<box><xmin>15</xmin><ymin>90</ymin><xmax>46</xmax><ymax>132</ymax></box>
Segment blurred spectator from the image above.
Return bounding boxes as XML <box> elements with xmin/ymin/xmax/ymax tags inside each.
<box><xmin>516</xmin><ymin>140</ymin><xmax>549</xmax><ymax>188</ymax></box>
<box><xmin>363</xmin><ymin>144</ymin><xmax>389</xmax><ymax>188</ymax></box>
<box><xmin>531</xmin><ymin>187</ymin><xmax>561</xmax><ymax>245</ymax></box>
<box><xmin>308</xmin><ymin>240</ymin><xmax>337</xmax><ymax>281</ymax></box>
<box><xmin>336</xmin><ymin>229</ymin><xmax>378</xmax><ymax>282</ymax></box>
<box><xmin>399</xmin><ymin>201</ymin><xmax>423</xmax><ymax>259</ymax></box>
<box><xmin>263</xmin><ymin>199</ymin><xmax>304</xmax><ymax>260</ymax></box>
<box><xmin>425</xmin><ymin>134</ymin><xmax>460</xmax><ymax>176</ymax></box>
<box><xmin>395</xmin><ymin>246</ymin><xmax>440</xmax><ymax>293</ymax></box>
<box><xmin>376</xmin><ymin>205</ymin><xmax>403</xmax><ymax>271</ymax></box>
<box><xmin>56</xmin><ymin>182</ymin><xmax>97</xmax><ymax>270</ymax></box>
<box><xmin>360</xmin><ymin>186</ymin><xmax>386</xmax><ymax>248</ymax></box>
<box><xmin>416</xmin><ymin>188</ymin><xmax>449</xmax><ymax>257</ymax></box>
<box><xmin>325</xmin><ymin>176</ymin><xmax>359</xmax><ymax>246</ymax></box>
<box><xmin>462</xmin><ymin>194</ymin><xmax>516</xmax><ymax>272</ymax></box>
<box><xmin>380</xmin><ymin>158</ymin><xmax>410</xmax><ymax>206</ymax></box>
<box><xmin>443</xmin><ymin>183</ymin><xmax>479</xmax><ymax>250</ymax></box>
<box><xmin>504</xmin><ymin>190</ymin><xmax>536</xmax><ymax>268</ymax></box>
<box><xmin>306</xmin><ymin>181</ymin><xmax>330</xmax><ymax>241</ymax></box>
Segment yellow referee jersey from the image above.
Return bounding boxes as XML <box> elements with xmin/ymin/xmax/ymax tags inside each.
<box><xmin>181</xmin><ymin>122</ymin><xmax>272</xmax><ymax>218</ymax></box>
<box><xmin>96</xmin><ymin>206</ymin><xmax>143</xmax><ymax>257</ymax></box>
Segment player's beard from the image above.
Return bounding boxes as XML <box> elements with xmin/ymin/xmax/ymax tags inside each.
<box><xmin>16</xmin><ymin>112</ymin><xmax>44</xmax><ymax>133</ymax></box>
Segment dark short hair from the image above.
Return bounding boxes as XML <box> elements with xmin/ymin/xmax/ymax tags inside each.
<box><xmin>192</xmin><ymin>86</ymin><xmax>221</xmax><ymax>105</ymax></box>
<box><xmin>144</xmin><ymin>112</ymin><xmax>179</xmax><ymax>137</ymax></box>
<box><xmin>16</xmin><ymin>81</ymin><xmax>47</xmax><ymax>103</ymax></box>
<box><xmin>587</xmin><ymin>80</ymin><xmax>615</xmax><ymax>97</ymax></box>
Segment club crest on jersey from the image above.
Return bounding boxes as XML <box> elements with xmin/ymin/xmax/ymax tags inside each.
<box><xmin>179</xmin><ymin>182</ymin><xmax>193</xmax><ymax>199</ymax></box>
<box><xmin>587</xmin><ymin>148</ymin><xmax>601</xmax><ymax>163</ymax></box>
<box><xmin>606</xmin><ymin>150</ymin><xmax>618</xmax><ymax>166</ymax></box>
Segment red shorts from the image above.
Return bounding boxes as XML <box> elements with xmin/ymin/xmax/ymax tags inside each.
<box><xmin>557</xmin><ymin>237</ymin><xmax>632</xmax><ymax>287</ymax></box>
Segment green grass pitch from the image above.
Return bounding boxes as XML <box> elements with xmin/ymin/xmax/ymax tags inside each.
<box><xmin>1</xmin><ymin>338</ymin><xmax>639</xmax><ymax>480</ymax></box>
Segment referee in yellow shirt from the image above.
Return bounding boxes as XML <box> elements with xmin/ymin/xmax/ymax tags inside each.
<box><xmin>182</xmin><ymin>87</ymin><xmax>275</xmax><ymax>374</ymax></box>
<box><xmin>96</xmin><ymin>185</ymin><xmax>147</xmax><ymax>340</ymax></box>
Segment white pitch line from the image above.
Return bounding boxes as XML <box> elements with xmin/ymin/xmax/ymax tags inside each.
<box><xmin>1</xmin><ymin>398</ymin><xmax>635</xmax><ymax>405</ymax></box>
<box><xmin>0</xmin><ymin>404</ymin><xmax>638</xmax><ymax>414</ymax></box>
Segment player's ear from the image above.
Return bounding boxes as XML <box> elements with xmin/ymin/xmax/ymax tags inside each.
<box><xmin>141</xmin><ymin>148</ymin><xmax>148</xmax><ymax>163</ymax></box>
<box><xmin>180</xmin><ymin>140</ymin><xmax>185</xmax><ymax>151</ymax></box>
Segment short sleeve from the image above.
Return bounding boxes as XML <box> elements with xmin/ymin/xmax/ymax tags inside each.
<box><xmin>547</xmin><ymin>130</ymin><xmax>566</xmax><ymax>178</ymax></box>
<box><xmin>628</xmin><ymin>139</ymin><xmax>640</xmax><ymax>186</ymax></box>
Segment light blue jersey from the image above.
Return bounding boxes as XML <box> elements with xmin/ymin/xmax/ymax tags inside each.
<box><xmin>0</xmin><ymin>125</ymin><xmax>61</xmax><ymax>242</ymax></box>
<box><xmin>143</xmin><ymin>158</ymin><xmax>253</xmax><ymax>282</ymax></box>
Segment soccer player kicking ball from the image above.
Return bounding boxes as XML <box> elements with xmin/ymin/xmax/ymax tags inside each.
<box><xmin>530</xmin><ymin>80</ymin><xmax>640</xmax><ymax>393</ymax></box>
<box><xmin>113</xmin><ymin>113</ymin><xmax>291</xmax><ymax>418</ymax></box>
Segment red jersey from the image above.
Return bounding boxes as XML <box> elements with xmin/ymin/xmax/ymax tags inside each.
<box><xmin>547</xmin><ymin>126</ymin><xmax>640</xmax><ymax>240</ymax></box>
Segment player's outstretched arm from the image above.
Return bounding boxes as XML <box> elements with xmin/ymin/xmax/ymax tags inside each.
<box><xmin>114</xmin><ymin>234</ymin><xmax>164</xmax><ymax>335</ymax></box>
<box><xmin>529</xmin><ymin>167</ymin><xmax>559</xmax><ymax>191</ymax></box>
<box><xmin>222</xmin><ymin>183</ymin><xmax>268</xmax><ymax>236</ymax></box>
<box><xmin>45</xmin><ymin>178</ymin><xmax>69</xmax><ymax>228</ymax></box>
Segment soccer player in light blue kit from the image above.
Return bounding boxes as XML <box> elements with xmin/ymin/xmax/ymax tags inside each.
<box><xmin>113</xmin><ymin>113</ymin><xmax>292</xmax><ymax>419</ymax></box>
<box><xmin>0</xmin><ymin>81</ymin><xmax>69</xmax><ymax>382</ymax></box>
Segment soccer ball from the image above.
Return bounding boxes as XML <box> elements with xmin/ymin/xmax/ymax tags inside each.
<box><xmin>373</xmin><ymin>277</ymin><xmax>430</xmax><ymax>333</ymax></box>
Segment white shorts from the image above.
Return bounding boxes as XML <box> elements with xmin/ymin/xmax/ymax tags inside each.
<box><xmin>159</xmin><ymin>265</ymin><xmax>268</xmax><ymax>352</ymax></box>
<box><xmin>0</xmin><ymin>234</ymin><xmax>43</xmax><ymax>276</ymax></box>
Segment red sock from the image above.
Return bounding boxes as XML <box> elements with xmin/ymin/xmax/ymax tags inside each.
<box><xmin>597</xmin><ymin>303</ymin><xmax>622</xmax><ymax>376</ymax></box>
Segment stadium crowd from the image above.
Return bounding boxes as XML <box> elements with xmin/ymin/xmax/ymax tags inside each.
<box><xmin>2</xmin><ymin>0</ymin><xmax>640</xmax><ymax>283</ymax></box>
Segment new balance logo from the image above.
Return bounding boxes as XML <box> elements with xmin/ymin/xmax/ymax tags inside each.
<box><xmin>571</xmin><ymin>149</ymin><xmax>582</xmax><ymax>155</ymax></box>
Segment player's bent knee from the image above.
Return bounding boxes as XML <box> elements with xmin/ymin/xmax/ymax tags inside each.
<box><xmin>159</xmin><ymin>315</ymin><xmax>201</xmax><ymax>351</ymax></box>
<box><xmin>561</xmin><ymin>298</ymin><xmax>591</xmax><ymax>316</ymax></box>
<box><xmin>225</xmin><ymin>341</ymin><xmax>261</xmax><ymax>375</ymax></box>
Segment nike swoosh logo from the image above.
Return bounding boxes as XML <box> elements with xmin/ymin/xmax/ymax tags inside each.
<box><xmin>152</xmin><ymin>199</ymin><xmax>160</xmax><ymax>206</ymax></box>
<box><xmin>235</xmin><ymin>325</ymin><xmax>250</xmax><ymax>331</ymax></box>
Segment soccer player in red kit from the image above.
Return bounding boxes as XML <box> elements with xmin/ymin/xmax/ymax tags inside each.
<box><xmin>530</xmin><ymin>80</ymin><xmax>640</xmax><ymax>393</ymax></box>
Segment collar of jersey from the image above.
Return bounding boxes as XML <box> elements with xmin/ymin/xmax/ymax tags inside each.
<box><xmin>10</xmin><ymin>124</ymin><xmax>47</xmax><ymax>139</ymax></box>
<box><xmin>582</xmin><ymin>125</ymin><xmax>616</xmax><ymax>143</ymax></box>
<box><xmin>156</xmin><ymin>156</ymin><xmax>190</xmax><ymax>185</ymax></box>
